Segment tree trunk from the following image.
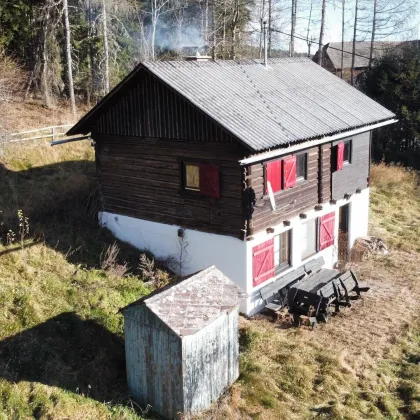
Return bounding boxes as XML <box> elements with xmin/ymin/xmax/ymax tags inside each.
<box><xmin>222</xmin><ymin>3</ymin><xmax>227</xmax><ymax>58</ymax></box>
<box><xmin>41</xmin><ymin>17</ymin><xmax>52</xmax><ymax>109</ymax></box>
<box><xmin>290</xmin><ymin>0</ymin><xmax>297</xmax><ymax>57</ymax></box>
<box><xmin>87</xmin><ymin>0</ymin><xmax>94</xmax><ymax>103</ymax></box>
<box><xmin>268</xmin><ymin>0</ymin><xmax>271</xmax><ymax>57</ymax></box>
<box><xmin>317</xmin><ymin>0</ymin><xmax>326</xmax><ymax>65</ymax></box>
<box><xmin>259</xmin><ymin>0</ymin><xmax>265</xmax><ymax>59</ymax></box>
<box><xmin>102</xmin><ymin>0</ymin><xmax>110</xmax><ymax>94</ymax></box>
<box><xmin>306</xmin><ymin>0</ymin><xmax>313</xmax><ymax>57</ymax></box>
<box><xmin>351</xmin><ymin>0</ymin><xmax>358</xmax><ymax>86</ymax></box>
<box><xmin>369</xmin><ymin>0</ymin><xmax>377</xmax><ymax>69</ymax></box>
<box><xmin>341</xmin><ymin>0</ymin><xmax>345</xmax><ymax>79</ymax></box>
<box><xmin>63</xmin><ymin>0</ymin><xmax>76</xmax><ymax>115</ymax></box>
<box><xmin>205</xmin><ymin>0</ymin><xmax>209</xmax><ymax>42</ymax></box>
<box><xmin>211</xmin><ymin>0</ymin><xmax>216</xmax><ymax>59</ymax></box>
<box><xmin>151</xmin><ymin>0</ymin><xmax>158</xmax><ymax>61</ymax></box>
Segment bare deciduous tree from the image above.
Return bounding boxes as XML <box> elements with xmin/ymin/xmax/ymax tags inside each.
<box><xmin>316</xmin><ymin>0</ymin><xmax>326</xmax><ymax>65</ymax></box>
<box><xmin>350</xmin><ymin>0</ymin><xmax>358</xmax><ymax>86</ymax></box>
<box><xmin>63</xmin><ymin>0</ymin><xmax>77</xmax><ymax>115</ymax></box>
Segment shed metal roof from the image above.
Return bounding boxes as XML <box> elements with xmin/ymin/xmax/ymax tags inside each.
<box><xmin>69</xmin><ymin>57</ymin><xmax>395</xmax><ymax>152</ymax></box>
<box><xmin>325</xmin><ymin>41</ymin><xmax>401</xmax><ymax>70</ymax></box>
<box><xmin>122</xmin><ymin>266</ymin><xmax>245</xmax><ymax>337</ymax></box>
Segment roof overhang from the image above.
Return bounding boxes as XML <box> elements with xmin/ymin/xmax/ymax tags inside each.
<box><xmin>239</xmin><ymin>118</ymin><xmax>398</xmax><ymax>166</ymax></box>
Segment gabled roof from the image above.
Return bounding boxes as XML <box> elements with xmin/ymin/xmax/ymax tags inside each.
<box><xmin>69</xmin><ymin>57</ymin><xmax>395</xmax><ymax>152</ymax></box>
<box><xmin>122</xmin><ymin>266</ymin><xmax>246</xmax><ymax>337</ymax></box>
<box><xmin>324</xmin><ymin>41</ymin><xmax>401</xmax><ymax>70</ymax></box>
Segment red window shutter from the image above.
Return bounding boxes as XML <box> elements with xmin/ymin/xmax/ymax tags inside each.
<box><xmin>283</xmin><ymin>155</ymin><xmax>297</xmax><ymax>189</ymax></box>
<box><xmin>252</xmin><ymin>239</ymin><xmax>275</xmax><ymax>287</ymax></box>
<box><xmin>199</xmin><ymin>164</ymin><xmax>220</xmax><ymax>198</ymax></box>
<box><xmin>266</xmin><ymin>160</ymin><xmax>282</xmax><ymax>194</ymax></box>
<box><xmin>337</xmin><ymin>142</ymin><xmax>344</xmax><ymax>171</ymax></box>
<box><xmin>319</xmin><ymin>212</ymin><xmax>336</xmax><ymax>250</ymax></box>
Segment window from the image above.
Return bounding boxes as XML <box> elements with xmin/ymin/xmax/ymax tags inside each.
<box><xmin>184</xmin><ymin>163</ymin><xmax>200</xmax><ymax>191</ymax></box>
<box><xmin>343</xmin><ymin>141</ymin><xmax>351</xmax><ymax>163</ymax></box>
<box><xmin>302</xmin><ymin>219</ymin><xmax>317</xmax><ymax>260</ymax></box>
<box><xmin>274</xmin><ymin>230</ymin><xmax>291</xmax><ymax>273</ymax></box>
<box><xmin>336</xmin><ymin>140</ymin><xmax>352</xmax><ymax>171</ymax></box>
<box><xmin>183</xmin><ymin>162</ymin><xmax>220</xmax><ymax>198</ymax></box>
<box><xmin>265</xmin><ymin>154</ymin><xmax>305</xmax><ymax>194</ymax></box>
<box><xmin>296</xmin><ymin>153</ymin><xmax>307</xmax><ymax>180</ymax></box>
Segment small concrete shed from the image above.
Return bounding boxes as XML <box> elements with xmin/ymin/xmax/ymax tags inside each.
<box><xmin>121</xmin><ymin>266</ymin><xmax>245</xmax><ymax>419</ymax></box>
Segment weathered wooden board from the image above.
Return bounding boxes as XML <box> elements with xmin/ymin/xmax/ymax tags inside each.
<box><xmin>332</xmin><ymin>132</ymin><xmax>370</xmax><ymax>200</ymax></box>
<box><xmin>124</xmin><ymin>305</ymin><xmax>183</xmax><ymax>419</ymax></box>
<box><xmin>182</xmin><ymin>310</ymin><xmax>239</xmax><ymax>413</ymax></box>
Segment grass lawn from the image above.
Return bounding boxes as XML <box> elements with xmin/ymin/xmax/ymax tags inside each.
<box><xmin>0</xmin><ymin>132</ymin><xmax>419</xmax><ymax>419</ymax></box>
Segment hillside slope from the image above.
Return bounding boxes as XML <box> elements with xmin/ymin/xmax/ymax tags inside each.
<box><xmin>0</xmin><ymin>118</ymin><xmax>419</xmax><ymax>419</ymax></box>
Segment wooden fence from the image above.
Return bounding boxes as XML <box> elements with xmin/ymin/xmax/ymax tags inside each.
<box><xmin>0</xmin><ymin>124</ymin><xmax>90</xmax><ymax>146</ymax></box>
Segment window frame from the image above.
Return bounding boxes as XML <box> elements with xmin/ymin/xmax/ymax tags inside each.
<box><xmin>182</xmin><ymin>161</ymin><xmax>201</xmax><ymax>192</ymax></box>
<box><xmin>273</xmin><ymin>230</ymin><xmax>292</xmax><ymax>275</ymax></box>
<box><xmin>301</xmin><ymin>218</ymin><xmax>318</xmax><ymax>260</ymax></box>
<box><xmin>296</xmin><ymin>152</ymin><xmax>308</xmax><ymax>181</ymax></box>
<box><xmin>343</xmin><ymin>140</ymin><xmax>352</xmax><ymax>164</ymax></box>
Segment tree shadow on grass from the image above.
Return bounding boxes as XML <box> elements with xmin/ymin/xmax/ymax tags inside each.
<box><xmin>0</xmin><ymin>161</ymin><xmax>142</xmax><ymax>271</ymax></box>
<box><xmin>0</xmin><ymin>312</ymin><xmax>129</xmax><ymax>404</ymax></box>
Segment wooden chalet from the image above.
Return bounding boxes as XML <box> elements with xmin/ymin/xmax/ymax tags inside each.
<box><xmin>313</xmin><ymin>41</ymin><xmax>401</xmax><ymax>81</ymax></box>
<box><xmin>69</xmin><ymin>57</ymin><xmax>396</xmax><ymax>315</ymax></box>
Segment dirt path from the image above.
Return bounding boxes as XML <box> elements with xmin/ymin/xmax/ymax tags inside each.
<box><xmin>298</xmin><ymin>252</ymin><xmax>420</xmax><ymax>377</ymax></box>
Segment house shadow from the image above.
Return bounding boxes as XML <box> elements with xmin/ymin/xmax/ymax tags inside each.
<box><xmin>0</xmin><ymin>160</ymin><xmax>141</xmax><ymax>270</ymax></box>
<box><xmin>0</xmin><ymin>312</ymin><xmax>129</xmax><ymax>404</ymax></box>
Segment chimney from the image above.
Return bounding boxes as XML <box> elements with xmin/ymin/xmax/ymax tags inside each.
<box><xmin>263</xmin><ymin>20</ymin><xmax>268</xmax><ymax>67</ymax></box>
<box><xmin>184</xmin><ymin>47</ymin><xmax>211</xmax><ymax>62</ymax></box>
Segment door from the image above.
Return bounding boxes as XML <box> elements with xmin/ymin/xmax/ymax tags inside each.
<box><xmin>338</xmin><ymin>204</ymin><xmax>350</xmax><ymax>268</ymax></box>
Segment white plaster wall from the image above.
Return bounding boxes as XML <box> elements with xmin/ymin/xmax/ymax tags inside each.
<box><xmin>100</xmin><ymin>189</ymin><xmax>370</xmax><ymax>316</ymax></box>
<box><xmin>348</xmin><ymin>188</ymin><xmax>370</xmax><ymax>248</ymax></box>
<box><xmin>243</xmin><ymin>193</ymin><xmax>372</xmax><ymax>316</ymax></box>
<box><xmin>99</xmin><ymin>212</ymin><xmax>248</xmax><ymax>294</ymax></box>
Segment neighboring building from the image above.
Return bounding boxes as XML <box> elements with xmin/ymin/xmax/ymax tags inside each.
<box><xmin>121</xmin><ymin>266</ymin><xmax>244</xmax><ymax>419</ymax></box>
<box><xmin>313</xmin><ymin>41</ymin><xmax>401</xmax><ymax>80</ymax></box>
<box><xmin>68</xmin><ymin>57</ymin><xmax>396</xmax><ymax>316</ymax></box>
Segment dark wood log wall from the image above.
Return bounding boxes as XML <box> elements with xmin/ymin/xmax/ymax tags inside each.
<box><xmin>96</xmin><ymin>134</ymin><xmax>246</xmax><ymax>238</ymax></box>
<box><xmin>247</xmin><ymin>147</ymin><xmax>320</xmax><ymax>235</ymax></box>
<box><xmin>332</xmin><ymin>132</ymin><xmax>370</xmax><ymax>201</ymax></box>
<box><xmin>96</xmin><ymin>68</ymin><xmax>236</xmax><ymax>144</ymax></box>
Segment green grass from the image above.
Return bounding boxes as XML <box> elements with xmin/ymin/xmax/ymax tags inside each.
<box><xmin>1</xmin><ymin>138</ymin><xmax>419</xmax><ymax>419</ymax></box>
<box><xmin>0</xmin><ymin>142</ymin><xmax>156</xmax><ymax>419</ymax></box>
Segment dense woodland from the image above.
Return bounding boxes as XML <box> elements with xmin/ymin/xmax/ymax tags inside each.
<box><xmin>0</xmin><ymin>0</ymin><xmax>419</xmax><ymax>163</ymax></box>
<box><xmin>0</xmin><ymin>0</ymin><xmax>417</xmax><ymax>108</ymax></box>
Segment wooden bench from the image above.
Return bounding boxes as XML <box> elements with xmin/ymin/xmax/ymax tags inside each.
<box><xmin>326</xmin><ymin>269</ymin><xmax>370</xmax><ymax>312</ymax></box>
<box><xmin>303</xmin><ymin>256</ymin><xmax>325</xmax><ymax>275</ymax></box>
<box><xmin>260</xmin><ymin>266</ymin><xmax>306</xmax><ymax>314</ymax></box>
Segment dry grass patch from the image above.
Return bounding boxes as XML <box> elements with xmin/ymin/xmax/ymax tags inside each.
<box><xmin>370</xmin><ymin>164</ymin><xmax>420</xmax><ymax>252</ymax></box>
